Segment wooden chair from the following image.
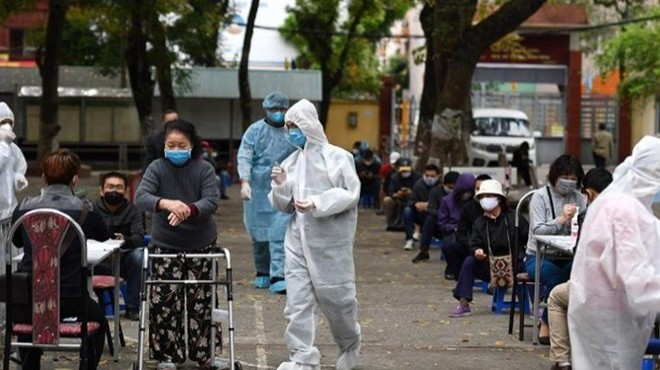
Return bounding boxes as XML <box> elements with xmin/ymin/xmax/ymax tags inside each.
<box><xmin>3</xmin><ymin>208</ymin><xmax>102</xmax><ymax>370</ymax></box>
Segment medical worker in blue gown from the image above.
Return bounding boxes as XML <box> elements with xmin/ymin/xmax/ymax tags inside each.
<box><xmin>238</xmin><ymin>92</ymin><xmax>297</xmax><ymax>294</ymax></box>
<box><xmin>269</xmin><ymin>99</ymin><xmax>362</xmax><ymax>370</ymax></box>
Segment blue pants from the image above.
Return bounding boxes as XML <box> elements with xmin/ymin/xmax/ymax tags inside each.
<box><xmin>453</xmin><ymin>256</ymin><xmax>490</xmax><ymax>302</ymax></box>
<box><xmin>253</xmin><ymin>239</ymin><xmax>285</xmax><ymax>280</ymax></box>
<box><xmin>403</xmin><ymin>206</ymin><xmax>426</xmax><ymax>240</ymax></box>
<box><xmin>95</xmin><ymin>247</ymin><xmax>143</xmax><ymax>311</ymax></box>
<box><xmin>524</xmin><ymin>253</ymin><xmax>572</xmax><ymax>323</ymax></box>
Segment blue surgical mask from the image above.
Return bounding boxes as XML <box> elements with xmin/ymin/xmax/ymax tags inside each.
<box><xmin>288</xmin><ymin>128</ymin><xmax>307</xmax><ymax>148</ymax></box>
<box><xmin>267</xmin><ymin>111</ymin><xmax>285</xmax><ymax>127</ymax></box>
<box><xmin>164</xmin><ymin>149</ymin><xmax>192</xmax><ymax>166</ymax></box>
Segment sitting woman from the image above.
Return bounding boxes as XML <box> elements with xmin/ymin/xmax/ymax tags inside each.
<box><xmin>449</xmin><ymin>179</ymin><xmax>529</xmax><ymax>317</ymax></box>
<box><xmin>11</xmin><ymin>149</ymin><xmax>111</xmax><ymax>370</ymax></box>
<box><xmin>525</xmin><ymin>154</ymin><xmax>586</xmax><ymax>344</ymax></box>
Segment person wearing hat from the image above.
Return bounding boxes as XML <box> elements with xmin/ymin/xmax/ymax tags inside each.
<box><xmin>382</xmin><ymin>157</ymin><xmax>419</xmax><ymax>231</ymax></box>
<box><xmin>0</xmin><ymin>101</ymin><xmax>28</xmax><ymax>219</ymax></box>
<box><xmin>237</xmin><ymin>92</ymin><xmax>297</xmax><ymax>293</ymax></box>
<box><xmin>449</xmin><ymin>179</ymin><xmax>529</xmax><ymax>317</ymax></box>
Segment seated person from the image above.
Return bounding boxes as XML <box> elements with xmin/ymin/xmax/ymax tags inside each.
<box><xmin>525</xmin><ymin>154</ymin><xmax>586</xmax><ymax>345</ymax></box>
<box><xmin>382</xmin><ymin>158</ymin><xmax>419</xmax><ymax>231</ymax></box>
<box><xmin>547</xmin><ymin>167</ymin><xmax>612</xmax><ymax>370</ymax></box>
<box><xmin>449</xmin><ymin>179</ymin><xmax>529</xmax><ymax>317</ymax></box>
<box><xmin>378</xmin><ymin>152</ymin><xmax>401</xmax><ymax>214</ymax></box>
<box><xmin>355</xmin><ymin>149</ymin><xmax>382</xmax><ymax>209</ymax></box>
<box><xmin>454</xmin><ymin>174</ymin><xmax>493</xmax><ymax>258</ymax></box>
<box><xmin>11</xmin><ymin>149</ymin><xmax>110</xmax><ymax>370</ymax></box>
<box><xmin>412</xmin><ymin>171</ymin><xmax>459</xmax><ymax>263</ymax></box>
<box><xmin>93</xmin><ymin>171</ymin><xmax>146</xmax><ymax>321</ymax></box>
<box><xmin>403</xmin><ymin>164</ymin><xmax>440</xmax><ymax>250</ymax></box>
<box><xmin>438</xmin><ymin>173</ymin><xmax>476</xmax><ymax>280</ymax></box>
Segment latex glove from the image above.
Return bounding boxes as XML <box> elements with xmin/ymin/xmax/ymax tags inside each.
<box><xmin>294</xmin><ymin>199</ymin><xmax>315</xmax><ymax>213</ymax></box>
<box><xmin>240</xmin><ymin>182</ymin><xmax>252</xmax><ymax>200</ymax></box>
<box><xmin>14</xmin><ymin>174</ymin><xmax>28</xmax><ymax>191</ymax></box>
<box><xmin>271</xmin><ymin>162</ymin><xmax>286</xmax><ymax>185</ymax></box>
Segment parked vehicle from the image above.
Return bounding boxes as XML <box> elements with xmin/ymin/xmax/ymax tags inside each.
<box><xmin>468</xmin><ymin>108</ymin><xmax>538</xmax><ymax>167</ymax></box>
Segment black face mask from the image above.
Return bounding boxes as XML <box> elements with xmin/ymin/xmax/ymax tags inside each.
<box><xmin>103</xmin><ymin>191</ymin><xmax>125</xmax><ymax>206</ymax></box>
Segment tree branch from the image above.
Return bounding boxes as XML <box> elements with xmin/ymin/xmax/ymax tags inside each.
<box><xmin>330</xmin><ymin>0</ymin><xmax>371</xmax><ymax>88</ymax></box>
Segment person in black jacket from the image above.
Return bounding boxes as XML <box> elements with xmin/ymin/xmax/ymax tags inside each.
<box><xmin>402</xmin><ymin>164</ymin><xmax>440</xmax><ymax>250</ymax></box>
<box><xmin>412</xmin><ymin>171</ymin><xmax>459</xmax><ymax>262</ymax></box>
<box><xmin>93</xmin><ymin>171</ymin><xmax>145</xmax><ymax>320</ymax></box>
<box><xmin>449</xmin><ymin>179</ymin><xmax>529</xmax><ymax>317</ymax></box>
<box><xmin>12</xmin><ymin>149</ymin><xmax>111</xmax><ymax>369</ymax></box>
<box><xmin>142</xmin><ymin>109</ymin><xmax>179</xmax><ymax>173</ymax></box>
<box><xmin>382</xmin><ymin>158</ymin><xmax>419</xmax><ymax>231</ymax></box>
<box><xmin>355</xmin><ymin>149</ymin><xmax>382</xmax><ymax>209</ymax></box>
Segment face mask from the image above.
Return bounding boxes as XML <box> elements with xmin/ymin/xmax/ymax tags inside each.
<box><xmin>444</xmin><ymin>186</ymin><xmax>453</xmax><ymax>193</ymax></box>
<box><xmin>363</xmin><ymin>160</ymin><xmax>374</xmax><ymax>166</ymax></box>
<box><xmin>423</xmin><ymin>176</ymin><xmax>438</xmax><ymax>186</ymax></box>
<box><xmin>401</xmin><ymin>171</ymin><xmax>411</xmax><ymax>178</ymax></box>
<box><xmin>479</xmin><ymin>197</ymin><xmax>499</xmax><ymax>211</ymax></box>
<box><xmin>0</xmin><ymin>123</ymin><xmax>12</xmax><ymax>132</ymax></box>
<box><xmin>288</xmin><ymin>128</ymin><xmax>307</xmax><ymax>148</ymax></box>
<box><xmin>556</xmin><ymin>178</ymin><xmax>577</xmax><ymax>196</ymax></box>
<box><xmin>353</xmin><ymin>149</ymin><xmax>360</xmax><ymax>155</ymax></box>
<box><xmin>164</xmin><ymin>149</ymin><xmax>192</xmax><ymax>166</ymax></box>
<box><xmin>267</xmin><ymin>111</ymin><xmax>285</xmax><ymax>127</ymax></box>
<box><xmin>103</xmin><ymin>191</ymin><xmax>125</xmax><ymax>206</ymax></box>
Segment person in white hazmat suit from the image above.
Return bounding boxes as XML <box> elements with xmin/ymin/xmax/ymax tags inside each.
<box><xmin>268</xmin><ymin>99</ymin><xmax>362</xmax><ymax>370</ymax></box>
<box><xmin>0</xmin><ymin>102</ymin><xmax>28</xmax><ymax>219</ymax></box>
<box><xmin>568</xmin><ymin>135</ymin><xmax>660</xmax><ymax>370</ymax></box>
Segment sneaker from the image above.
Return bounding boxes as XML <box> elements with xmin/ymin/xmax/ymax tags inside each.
<box><xmin>276</xmin><ymin>362</ymin><xmax>320</xmax><ymax>370</ymax></box>
<box><xmin>412</xmin><ymin>231</ymin><xmax>420</xmax><ymax>241</ymax></box>
<box><xmin>157</xmin><ymin>361</ymin><xmax>177</xmax><ymax>370</ymax></box>
<box><xmin>449</xmin><ymin>304</ymin><xmax>471</xmax><ymax>317</ymax></box>
<box><xmin>220</xmin><ymin>194</ymin><xmax>230</xmax><ymax>200</ymax></box>
<box><xmin>411</xmin><ymin>251</ymin><xmax>430</xmax><ymax>263</ymax></box>
<box><xmin>269</xmin><ymin>280</ymin><xmax>287</xmax><ymax>294</ymax></box>
<box><xmin>253</xmin><ymin>275</ymin><xmax>270</xmax><ymax>289</ymax></box>
<box><xmin>403</xmin><ymin>240</ymin><xmax>414</xmax><ymax>250</ymax></box>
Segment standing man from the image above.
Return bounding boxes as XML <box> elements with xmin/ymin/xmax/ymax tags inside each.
<box><xmin>238</xmin><ymin>92</ymin><xmax>296</xmax><ymax>294</ymax></box>
<box><xmin>269</xmin><ymin>99</ymin><xmax>361</xmax><ymax>370</ymax></box>
<box><xmin>93</xmin><ymin>171</ymin><xmax>145</xmax><ymax>320</ymax></box>
<box><xmin>142</xmin><ymin>109</ymin><xmax>179</xmax><ymax>173</ymax></box>
<box><xmin>591</xmin><ymin>123</ymin><xmax>613</xmax><ymax>168</ymax></box>
<box><xmin>0</xmin><ymin>101</ymin><xmax>28</xmax><ymax>218</ymax></box>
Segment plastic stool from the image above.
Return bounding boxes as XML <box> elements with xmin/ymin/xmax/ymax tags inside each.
<box><xmin>473</xmin><ymin>280</ymin><xmax>489</xmax><ymax>294</ymax></box>
<box><xmin>641</xmin><ymin>358</ymin><xmax>655</xmax><ymax>370</ymax></box>
<box><xmin>143</xmin><ymin>234</ymin><xmax>152</xmax><ymax>247</ymax></box>
<box><xmin>491</xmin><ymin>286</ymin><xmax>531</xmax><ymax>314</ymax></box>
<box><xmin>430</xmin><ymin>238</ymin><xmax>445</xmax><ymax>260</ymax></box>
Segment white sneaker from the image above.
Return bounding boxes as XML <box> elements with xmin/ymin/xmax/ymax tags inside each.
<box><xmin>412</xmin><ymin>231</ymin><xmax>420</xmax><ymax>241</ymax></box>
<box><xmin>336</xmin><ymin>342</ymin><xmax>361</xmax><ymax>370</ymax></box>
<box><xmin>403</xmin><ymin>239</ymin><xmax>414</xmax><ymax>250</ymax></box>
<box><xmin>157</xmin><ymin>361</ymin><xmax>177</xmax><ymax>370</ymax></box>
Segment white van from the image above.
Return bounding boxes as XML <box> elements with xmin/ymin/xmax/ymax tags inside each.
<box><xmin>468</xmin><ymin>108</ymin><xmax>538</xmax><ymax>167</ymax></box>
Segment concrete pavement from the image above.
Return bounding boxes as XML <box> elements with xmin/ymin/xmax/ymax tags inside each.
<box><xmin>6</xmin><ymin>175</ymin><xmax>554</xmax><ymax>369</ymax></box>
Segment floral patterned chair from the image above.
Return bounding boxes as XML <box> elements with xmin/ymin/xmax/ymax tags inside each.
<box><xmin>3</xmin><ymin>208</ymin><xmax>101</xmax><ymax>370</ymax></box>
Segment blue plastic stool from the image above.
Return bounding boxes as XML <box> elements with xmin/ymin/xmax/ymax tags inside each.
<box><xmin>143</xmin><ymin>234</ymin><xmax>152</xmax><ymax>247</ymax></box>
<box><xmin>473</xmin><ymin>280</ymin><xmax>489</xmax><ymax>294</ymax></box>
<box><xmin>430</xmin><ymin>238</ymin><xmax>445</xmax><ymax>260</ymax></box>
<box><xmin>491</xmin><ymin>286</ymin><xmax>531</xmax><ymax>314</ymax></box>
<box><xmin>641</xmin><ymin>358</ymin><xmax>655</xmax><ymax>370</ymax></box>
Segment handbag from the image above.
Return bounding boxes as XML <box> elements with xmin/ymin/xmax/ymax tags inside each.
<box><xmin>486</xmin><ymin>218</ymin><xmax>514</xmax><ymax>289</ymax></box>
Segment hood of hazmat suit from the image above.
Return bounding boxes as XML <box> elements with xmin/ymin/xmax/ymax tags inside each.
<box><xmin>568</xmin><ymin>135</ymin><xmax>660</xmax><ymax>370</ymax></box>
<box><xmin>268</xmin><ymin>99</ymin><xmax>362</xmax><ymax>366</ymax></box>
<box><xmin>0</xmin><ymin>102</ymin><xmax>28</xmax><ymax>219</ymax></box>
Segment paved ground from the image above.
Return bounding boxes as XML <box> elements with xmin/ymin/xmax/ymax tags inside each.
<box><xmin>3</xmin><ymin>174</ymin><xmax>555</xmax><ymax>370</ymax></box>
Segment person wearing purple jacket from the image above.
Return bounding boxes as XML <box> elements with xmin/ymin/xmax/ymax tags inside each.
<box><xmin>437</xmin><ymin>173</ymin><xmax>476</xmax><ymax>280</ymax></box>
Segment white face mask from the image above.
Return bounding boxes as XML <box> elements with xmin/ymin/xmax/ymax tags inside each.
<box><xmin>479</xmin><ymin>197</ymin><xmax>499</xmax><ymax>211</ymax></box>
<box><xmin>0</xmin><ymin>123</ymin><xmax>12</xmax><ymax>133</ymax></box>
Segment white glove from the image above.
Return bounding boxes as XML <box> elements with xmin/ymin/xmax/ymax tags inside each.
<box><xmin>294</xmin><ymin>199</ymin><xmax>315</xmax><ymax>213</ymax></box>
<box><xmin>240</xmin><ymin>182</ymin><xmax>252</xmax><ymax>201</ymax></box>
<box><xmin>14</xmin><ymin>174</ymin><xmax>28</xmax><ymax>191</ymax></box>
<box><xmin>271</xmin><ymin>163</ymin><xmax>286</xmax><ymax>185</ymax></box>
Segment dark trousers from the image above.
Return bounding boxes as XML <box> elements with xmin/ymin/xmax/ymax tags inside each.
<box><xmin>14</xmin><ymin>296</ymin><xmax>107</xmax><ymax>370</ymax></box>
<box><xmin>419</xmin><ymin>214</ymin><xmax>442</xmax><ymax>252</ymax></box>
<box><xmin>593</xmin><ymin>152</ymin><xmax>606</xmax><ymax>168</ymax></box>
<box><xmin>517</xmin><ymin>164</ymin><xmax>532</xmax><ymax>186</ymax></box>
<box><xmin>443</xmin><ymin>236</ymin><xmax>469</xmax><ymax>280</ymax></box>
<box><xmin>453</xmin><ymin>256</ymin><xmax>490</xmax><ymax>302</ymax></box>
<box><xmin>403</xmin><ymin>206</ymin><xmax>426</xmax><ymax>240</ymax></box>
<box><xmin>360</xmin><ymin>179</ymin><xmax>381</xmax><ymax>209</ymax></box>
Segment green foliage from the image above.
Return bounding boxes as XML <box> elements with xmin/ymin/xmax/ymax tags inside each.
<box><xmin>281</xmin><ymin>0</ymin><xmax>412</xmax><ymax>98</ymax></box>
<box><xmin>596</xmin><ymin>6</ymin><xmax>660</xmax><ymax>98</ymax></box>
<box><xmin>387</xmin><ymin>54</ymin><xmax>409</xmax><ymax>89</ymax></box>
<box><xmin>0</xmin><ymin>0</ymin><xmax>33</xmax><ymax>21</ymax></box>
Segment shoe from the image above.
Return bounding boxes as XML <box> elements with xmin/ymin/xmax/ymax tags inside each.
<box><xmin>124</xmin><ymin>308</ymin><xmax>140</xmax><ymax>321</ymax></box>
<box><xmin>444</xmin><ymin>273</ymin><xmax>455</xmax><ymax>281</ymax></box>
<box><xmin>157</xmin><ymin>361</ymin><xmax>177</xmax><ymax>370</ymax></box>
<box><xmin>269</xmin><ymin>280</ymin><xmax>287</xmax><ymax>294</ymax></box>
<box><xmin>412</xmin><ymin>251</ymin><xmax>430</xmax><ymax>263</ymax></box>
<box><xmin>550</xmin><ymin>363</ymin><xmax>572</xmax><ymax>370</ymax></box>
<box><xmin>336</xmin><ymin>341</ymin><xmax>361</xmax><ymax>370</ymax></box>
<box><xmin>403</xmin><ymin>240</ymin><xmax>414</xmax><ymax>250</ymax></box>
<box><xmin>538</xmin><ymin>322</ymin><xmax>550</xmax><ymax>345</ymax></box>
<box><xmin>412</xmin><ymin>231</ymin><xmax>420</xmax><ymax>241</ymax></box>
<box><xmin>375</xmin><ymin>209</ymin><xmax>384</xmax><ymax>215</ymax></box>
<box><xmin>220</xmin><ymin>194</ymin><xmax>230</xmax><ymax>200</ymax></box>
<box><xmin>449</xmin><ymin>304</ymin><xmax>471</xmax><ymax>317</ymax></box>
<box><xmin>253</xmin><ymin>275</ymin><xmax>270</xmax><ymax>289</ymax></box>
<box><xmin>199</xmin><ymin>357</ymin><xmax>230</xmax><ymax>370</ymax></box>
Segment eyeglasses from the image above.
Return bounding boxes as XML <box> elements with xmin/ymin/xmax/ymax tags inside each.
<box><xmin>266</xmin><ymin>107</ymin><xmax>287</xmax><ymax>113</ymax></box>
<box><xmin>104</xmin><ymin>184</ymin><xmax>125</xmax><ymax>191</ymax></box>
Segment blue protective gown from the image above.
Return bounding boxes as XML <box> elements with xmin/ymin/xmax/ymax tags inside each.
<box><xmin>238</xmin><ymin>118</ymin><xmax>297</xmax><ymax>278</ymax></box>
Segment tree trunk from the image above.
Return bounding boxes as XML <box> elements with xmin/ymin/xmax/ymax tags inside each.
<box><xmin>125</xmin><ymin>0</ymin><xmax>154</xmax><ymax>147</ymax></box>
<box><xmin>239</xmin><ymin>0</ymin><xmax>259</xmax><ymax>131</ymax></box>
<box><xmin>36</xmin><ymin>0</ymin><xmax>69</xmax><ymax>163</ymax></box>
<box><xmin>151</xmin><ymin>12</ymin><xmax>176</xmax><ymax>111</ymax></box>
<box><xmin>413</xmin><ymin>4</ymin><xmax>436</xmax><ymax>172</ymax></box>
<box><xmin>318</xmin><ymin>64</ymin><xmax>333</xmax><ymax>126</ymax></box>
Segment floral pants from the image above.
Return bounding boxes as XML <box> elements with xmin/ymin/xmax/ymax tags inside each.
<box><xmin>149</xmin><ymin>245</ymin><xmax>222</xmax><ymax>365</ymax></box>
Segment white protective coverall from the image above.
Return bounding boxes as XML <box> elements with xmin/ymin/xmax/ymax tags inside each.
<box><xmin>0</xmin><ymin>102</ymin><xmax>28</xmax><ymax>219</ymax></box>
<box><xmin>269</xmin><ymin>99</ymin><xmax>362</xmax><ymax>370</ymax></box>
<box><xmin>568</xmin><ymin>135</ymin><xmax>660</xmax><ymax>369</ymax></box>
